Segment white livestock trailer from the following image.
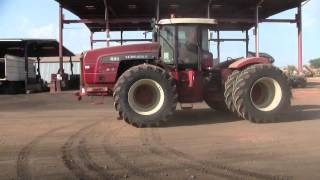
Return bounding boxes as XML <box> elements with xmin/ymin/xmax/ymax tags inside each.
<box><xmin>0</xmin><ymin>54</ymin><xmax>36</xmax><ymax>93</ymax></box>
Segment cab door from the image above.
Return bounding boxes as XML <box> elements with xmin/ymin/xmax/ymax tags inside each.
<box><xmin>176</xmin><ymin>25</ymin><xmax>203</xmax><ymax>103</ymax></box>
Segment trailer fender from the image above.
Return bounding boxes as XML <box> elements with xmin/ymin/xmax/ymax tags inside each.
<box><xmin>228</xmin><ymin>57</ymin><xmax>269</xmax><ymax>70</ymax></box>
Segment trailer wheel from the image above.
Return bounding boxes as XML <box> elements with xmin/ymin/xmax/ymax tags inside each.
<box><xmin>233</xmin><ymin>64</ymin><xmax>291</xmax><ymax>123</ymax></box>
<box><xmin>224</xmin><ymin>70</ymin><xmax>240</xmax><ymax>113</ymax></box>
<box><xmin>113</xmin><ymin>64</ymin><xmax>177</xmax><ymax>127</ymax></box>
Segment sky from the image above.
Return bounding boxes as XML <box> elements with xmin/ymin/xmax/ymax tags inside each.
<box><xmin>0</xmin><ymin>0</ymin><xmax>319</xmax><ymax>67</ymax></box>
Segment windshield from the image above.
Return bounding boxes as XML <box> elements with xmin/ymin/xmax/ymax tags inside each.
<box><xmin>177</xmin><ymin>25</ymin><xmax>198</xmax><ymax>65</ymax></box>
<box><xmin>158</xmin><ymin>25</ymin><xmax>211</xmax><ymax>67</ymax></box>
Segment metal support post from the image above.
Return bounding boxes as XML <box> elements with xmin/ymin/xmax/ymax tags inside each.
<box><xmin>69</xmin><ymin>56</ymin><xmax>74</xmax><ymax>75</ymax></box>
<box><xmin>24</xmin><ymin>42</ymin><xmax>29</xmax><ymax>93</ymax></box>
<box><xmin>297</xmin><ymin>3</ymin><xmax>303</xmax><ymax>74</ymax></box>
<box><xmin>106</xmin><ymin>29</ymin><xmax>110</xmax><ymax>47</ymax></box>
<box><xmin>90</xmin><ymin>32</ymin><xmax>93</xmax><ymax>50</ymax></box>
<box><xmin>120</xmin><ymin>31</ymin><xmax>123</xmax><ymax>45</ymax></box>
<box><xmin>59</xmin><ymin>5</ymin><xmax>64</xmax><ymax>76</ymax></box>
<box><xmin>255</xmin><ymin>2</ymin><xmax>263</xmax><ymax>57</ymax></box>
<box><xmin>207</xmin><ymin>0</ymin><xmax>212</xmax><ymax>18</ymax></box>
<box><xmin>104</xmin><ymin>0</ymin><xmax>110</xmax><ymax>47</ymax></box>
<box><xmin>37</xmin><ymin>57</ymin><xmax>40</xmax><ymax>79</ymax></box>
<box><xmin>156</xmin><ymin>0</ymin><xmax>160</xmax><ymax>22</ymax></box>
<box><xmin>246</xmin><ymin>30</ymin><xmax>249</xmax><ymax>57</ymax></box>
<box><xmin>217</xmin><ymin>31</ymin><xmax>221</xmax><ymax>62</ymax></box>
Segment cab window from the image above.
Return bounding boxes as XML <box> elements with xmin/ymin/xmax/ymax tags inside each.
<box><xmin>177</xmin><ymin>25</ymin><xmax>198</xmax><ymax>65</ymax></box>
<box><xmin>159</xmin><ymin>26</ymin><xmax>175</xmax><ymax>64</ymax></box>
<box><xmin>201</xmin><ymin>27</ymin><xmax>209</xmax><ymax>51</ymax></box>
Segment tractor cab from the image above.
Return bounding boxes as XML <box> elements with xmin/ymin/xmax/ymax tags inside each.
<box><xmin>156</xmin><ymin>18</ymin><xmax>217</xmax><ymax>102</ymax></box>
<box><xmin>157</xmin><ymin>18</ymin><xmax>216</xmax><ymax>71</ymax></box>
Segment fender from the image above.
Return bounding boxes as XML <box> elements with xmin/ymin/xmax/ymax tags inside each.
<box><xmin>228</xmin><ymin>57</ymin><xmax>270</xmax><ymax>69</ymax></box>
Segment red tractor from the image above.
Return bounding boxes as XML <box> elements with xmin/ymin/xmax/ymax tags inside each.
<box><xmin>79</xmin><ymin>18</ymin><xmax>291</xmax><ymax>127</ymax></box>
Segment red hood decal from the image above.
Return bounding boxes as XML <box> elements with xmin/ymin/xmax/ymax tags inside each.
<box><xmin>83</xmin><ymin>43</ymin><xmax>160</xmax><ymax>63</ymax></box>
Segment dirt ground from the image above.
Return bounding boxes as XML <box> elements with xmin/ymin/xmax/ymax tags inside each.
<box><xmin>0</xmin><ymin>78</ymin><xmax>320</xmax><ymax>180</ymax></box>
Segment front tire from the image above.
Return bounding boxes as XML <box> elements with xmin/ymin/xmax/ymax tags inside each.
<box><xmin>233</xmin><ymin>64</ymin><xmax>291</xmax><ymax>123</ymax></box>
<box><xmin>113</xmin><ymin>64</ymin><xmax>177</xmax><ymax>127</ymax></box>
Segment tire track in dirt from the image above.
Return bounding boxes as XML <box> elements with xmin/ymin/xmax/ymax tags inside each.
<box><xmin>16</xmin><ymin>124</ymin><xmax>74</xmax><ymax>180</ymax></box>
<box><xmin>145</xmin><ymin>128</ymin><xmax>291</xmax><ymax>180</ymax></box>
<box><xmin>77</xmin><ymin>123</ymin><xmax>124</xmax><ymax>180</ymax></box>
<box><xmin>102</xmin><ymin>125</ymin><xmax>158</xmax><ymax>179</ymax></box>
<box><xmin>61</xmin><ymin>120</ymin><xmax>115</xmax><ymax>180</ymax></box>
<box><xmin>140</xmin><ymin>128</ymin><xmax>236</xmax><ymax>179</ymax></box>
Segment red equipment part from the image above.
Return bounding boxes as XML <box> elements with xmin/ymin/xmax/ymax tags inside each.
<box><xmin>228</xmin><ymin>57</ymin><xmax>269</xmax><ymax>69</ymax></box>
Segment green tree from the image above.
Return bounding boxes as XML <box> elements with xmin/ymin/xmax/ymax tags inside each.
<box><xmin>310</xmin><ymin>58</ymin><xmax>320</xmax><ymax>68</ymax></box>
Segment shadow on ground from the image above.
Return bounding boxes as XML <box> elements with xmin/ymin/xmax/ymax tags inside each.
<box><xmin>160</xmin><ymin>105</ymin><xmax>320</xmax><ymax>127</ymax></box>
<box><xmin>306</xmin><ymin>81</ymin><xmax>320</xmax><ymax>88</ymax></box>
<box><xmin>279</xmin><ymin>105</ymin><xmax>320</xmax><ymax>123</ymax></box>
<box><xmin>161</xmin><ymin>109</ymin><xmax>239</xmax><ymax>127</ymax></box>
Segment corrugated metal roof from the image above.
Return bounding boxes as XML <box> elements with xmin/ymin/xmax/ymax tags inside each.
<box><xmin>0</xmin><ymin>39</ymin><xmax>74</xmax><ymax>58</ymax></box>
<box><xmin>56</xmin><ymin>0</ymin><xmax>305</xmax><ymax>32</ymax></box>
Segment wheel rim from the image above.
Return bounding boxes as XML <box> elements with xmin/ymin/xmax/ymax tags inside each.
<box><xmin>128</xmin><ymin>79</ymin><xmax>164</xmax><ymax>116</ymax></box>
<box><xmin>250</xmin><ymin>77</ymin><xmax>282</xmax><ymax>112</ymax></box>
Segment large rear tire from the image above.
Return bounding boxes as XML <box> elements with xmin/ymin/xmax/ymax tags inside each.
<box><xmin>113</xmin><ymin>64</ymin><xmax>177</xmax><ymax>127</ymax></box>
<box><xmin>233</xmin><ymin>64</ymin><xmax>291</xmax><ymax>123</ymax></box>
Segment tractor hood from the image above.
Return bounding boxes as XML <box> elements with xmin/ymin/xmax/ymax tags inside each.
<box><xmin>82</xmin><ymin>43</ymin><xmax>160</xmax><ymax>86</ymax></box>
<box><xmin>83</xmin><ymin>43</ymin><xmax>160</xmax><ymax>64</ymax></box>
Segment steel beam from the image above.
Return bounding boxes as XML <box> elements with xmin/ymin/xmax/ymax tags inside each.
<box><xmin>217</xmin><ymin>18</ymin><xmax>296</xmax><ymax>24</ymax></box>
<box><xmin>262</xmin><ymin>19</ymin><xmax>296</xmax><ymax>23</ymax></box>
<box><xmin>92</xmin><ymin>39</ymin><xmax>152</xmax><ymax>43</ymax></box>
<box><xmin>210</xmin><ymin>38</ymin><xmax>247</xmax><ymax>42</ymax></box>
<box><xmin>63</xmin><ymin>18</ymin><xmax>150</xmax><ymax>24</ymax></box>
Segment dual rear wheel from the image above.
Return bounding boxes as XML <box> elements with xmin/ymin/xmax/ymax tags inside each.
<box><xmin>224</xmin><ymin>64</ymin><xmax>291</xmax><ymax>123</ymax></box>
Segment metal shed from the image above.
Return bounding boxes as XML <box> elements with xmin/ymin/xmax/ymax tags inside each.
<box><xmin>55</xmin><ymin>0</ymin><xmax>306</xmax><ymax>72</ymax></box>
<box><xmin>0</xmin><ymin>39</ymin><xmax>74</xmax><ymax>92</ymax></box>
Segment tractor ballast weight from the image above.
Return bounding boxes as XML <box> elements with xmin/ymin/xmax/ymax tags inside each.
<box><xmin>79</xmin><ymin>18</ymin><xmax>291</xmax><ymax>127</ymax></box>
